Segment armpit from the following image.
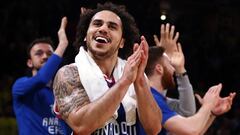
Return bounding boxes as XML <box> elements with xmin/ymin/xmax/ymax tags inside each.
<box><xmin>53</xmin><ymin>64</ymin><xmax>90</xmax><ymax>119</ymax></box>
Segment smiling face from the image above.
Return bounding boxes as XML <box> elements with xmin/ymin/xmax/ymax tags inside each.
<box><xmin>85</xmin><ymin>10</ymin><xmax>125</xmax><ymax>60</ymax></box>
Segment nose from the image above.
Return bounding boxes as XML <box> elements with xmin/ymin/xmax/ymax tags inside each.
<box><xmin>98</xmin><ymin>24</ymin><xmax>108</xmax><ymax>34</ymax></box>
<box><xmin>42</xmin><ymin>53</ymin><xmax>49</xmax><ymax>60</ymax></box>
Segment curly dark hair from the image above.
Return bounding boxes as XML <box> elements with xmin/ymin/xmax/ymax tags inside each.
<box><xmin>73</xmin><ymin>2</ymin><xmax>140</xmax><ymax>59</ymax></box>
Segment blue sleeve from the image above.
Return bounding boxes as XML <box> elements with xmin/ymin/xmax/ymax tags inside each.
<box><xmin>151</xmin><ymin>88</ymin><xmax>177</xmax><ymax>125</ymax></box>
<box><xmin>12</xmin><ymin>54</ymin><xmax>62</xmax><ymax>96</ymax></box>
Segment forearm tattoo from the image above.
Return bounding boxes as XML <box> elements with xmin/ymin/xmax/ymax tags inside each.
<box><xmin>53</xmin><ymin>64</ymin><xmax>90</xmax><ymax>119</ymax></box>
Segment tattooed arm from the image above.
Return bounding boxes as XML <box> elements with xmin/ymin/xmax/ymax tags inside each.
<box><xmin>53</xmin><ymin>64</ymin><xmax>90</xmax><ymax>119</ymax></box>
<box><xmin>53</xmin><ymin>47</ymin><xmax>142</xmax><ymax>134</ymax></box>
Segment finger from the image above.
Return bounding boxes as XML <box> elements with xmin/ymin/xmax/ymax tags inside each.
<box><xmin>60</xmin><ymin>17</ymin><xmax>67</xmax><ymax>30</ymax></box>
<box><xmin>129</xmin><ymin>49</ymin><xmax>142</xmax><ymax>64</ymax></box>
<box><xmin>140</xmin><ymin>36</ymin><xmax>149</xmax><ymax>59</ymax></box>
<box><xmin>210</xmin><ymin>83</ymin><xmax>222</xmax><ymax>94</ymax></box>
<box><xmin>216</xmin><ymin>83</ymin><xmax>223</xmax><ymax>94</ymax></box>
<box><xmin>133</xmin><ymin>43</ymin><xmax>139</xmax><ymax>52</ymax></box>
<box><xmin>128</xmin><ymin>53</ymin><xmax>141</xmax><ymax>68</ymax></box>
<box><xmin>131</xmin><ymin>43</ymin><xmax>141</xmax><ymax>59</ymax></box>
<box><xmin>140</xmin><ymin>36</ymin><xmax>147</xmax><ymax>50</ymax></box>
<box><xmin>173</xmin><ymin>32</ymin><xmax>179</xmax><ymax>42</ymax></box>
<box><xmin>169</xmin><ymin>25</ymin><xmax>175</xmax><ymax>39</ymax></box>
<box><xmin>165</xmin><ymin>23</ymin><xmax>170</xmax><ymax>38</ymax></box>
<box><xmin>153</xmin><ymin>35</ymin><xmax>160</xmax><ymax>46</ymax></box>
<box><xmin>133</xmin><ymin>55</ymin><xmax>141</xmax><ymax>66</ymax></box>
<box><xmin>232</xmin><ymin>92</ymin><xmax>236</xmax><ymax>98</ymax></box>
<box><xmin>80</xmin><ymin>7</ymin><xmax>87</xmax><ymax>15</ymax></box>
<box><xmin>225</xmin><ymin>93</ymin><xmax>235</xmax><ymax>107</ymax></box>
<box><xmin>141</xmin><ymin>36</ymin><xmax>149</xmax><ymax>51</ymax></box>
<box><xmin>127</xmin><ymin>54</ymin><xmax>141</xmax><ymax>71</ymax></box>
<box><xmin>160</xmin><ymin>24</ymin><xmax>165</xmax><ymax>40</ymax></box>
<box><xmin>230</xmin><ymin>92</ymin><xmax>236</xmax><ymax>103</ymax></box>
<box><xmin>177</xmin><ymin>42</ymin><xmax>182</xmax><ymax>53</ymax></box>
<box><xmin>127</xmin><ymin>44</ymin><xmax>140</xmax><ymax>63</ymax></box>
<box><xmin>230</xmin><ymin>92</ymin><xmax>236</xmax><ymax>100</ymax></box>
<box><xmin>195</xmin><ymin>93</ymin><xmax>203</xmax><ymax>105</ymax></box>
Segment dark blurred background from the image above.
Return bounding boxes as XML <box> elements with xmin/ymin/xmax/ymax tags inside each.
<box><xmin>0</xmin><ymin>0</ymin><xmax>240</xmax><ymax>134</ymax></box>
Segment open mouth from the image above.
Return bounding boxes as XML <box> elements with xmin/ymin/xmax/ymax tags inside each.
<box><xmin>95</xmin><ymin>36</ymin><xmax>110</xmax><ymax>44</ymax></box>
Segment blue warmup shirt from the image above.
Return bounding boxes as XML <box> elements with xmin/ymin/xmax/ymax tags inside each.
<box><xmin>92</xmin><ymin>103</ymin><xmax>139</xmax><ymax>135</ymax></box>
<box><xmin>12</xmin><ymin>54</ymin><xmax>71</xmax><ymax>135</ymax></box>
<box><xmin>137</xmin><ymin>87</ymin><xmax>177</xmax><ymax>135</ymax></box>
<box><xmin>89</xmin><ymin>76</ymin><xmax>141</xmax><ymax>135</ymax></box>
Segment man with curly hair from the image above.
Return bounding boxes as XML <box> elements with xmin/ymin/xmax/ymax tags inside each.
<box><xmin>53</xmin><ymin>2</ymin><xmax>162</xmax><ymax>135</ymax></box>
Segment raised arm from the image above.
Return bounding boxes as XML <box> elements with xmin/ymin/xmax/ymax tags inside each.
<box><xmin>134</xmin><ymin>36</ymin><xmax>162</xmax><ymax>135</ymax></box>
<box><xmin>54</xmin><ymin>16</ymin><xmax>69</xmax><ymax>57</ymax></box>
<box><xmin>154</xmin><ymin>23</ymin><xmax>184</xmax><ymax>73</ymax></box>
<box><xmin>154</xmin><ymin>23</ymin><xmax>196</xmax><ymax>116</ymax></box>
<box><xmin>53</xmin><ymin>46</ymin><xmax>142</xmax><ymax>134</ymax></box>
<box><xmin>12</xmin><ymin>17</ymin><xmax>69</xmax><ymax>96</ymax></box>
<box><xmin>169</xmin><ymin>43</ymin><xmax>196</xmax><ymax>116</ymax></box>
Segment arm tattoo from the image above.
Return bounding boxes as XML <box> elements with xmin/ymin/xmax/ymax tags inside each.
<box><xmin>53</xmin><ymin>64</ymin><xmax>90</xmax><ymax>119</ymax></box>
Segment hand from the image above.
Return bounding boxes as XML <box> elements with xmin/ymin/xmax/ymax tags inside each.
<box><xmin>80</xmin><ymin>7</ymin><xmax>92</xmax><ymax>15</ymax></box>
<box><xmin>58</xmin><ymin>17</ymin><xmax>68</xmax><ymax>47</ymax></box>
<box><xmin>136</xmin><ymin>36</ymin><xmax>149</xmax><ymax>78</ymax></box>
<box><xmin>153</xmin><ymin>23</ymin><xmax>179</xmax><ymax>57</ymax></box>
<box><xmin>201</xmin><ymin>84</ymin><xmax>222</xmax><ymax>109</ymax></box>
<box><xmin>54</xmin><ymin>17</ymin><xmax>69</xmax><ymax>57</ymax></box>
<box><xmin>212</xmin><ymin>92</ymin><xmax>236</xmax><ymax>115</ymax></box>
<box><xmin>122</xmin><ymin>43</ymin><xmax>142</xmax><ymax>85</ymax></box>
<box><xmin>195</xmin><ymin>84</ymin><xmax>236</xmax><ymax>116</ymax></box>
<box><xmin>154</xmin><ymin>23</ymin><xmax>185</xmax><ymax>73</ymax></box>
<box><xmin>170</xmin><ymin>43</ymin><xmax>186</xmax><ymax>73</ymax></box>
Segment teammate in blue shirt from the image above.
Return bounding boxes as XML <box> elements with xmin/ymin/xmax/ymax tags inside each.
<box><xmin>12</xmin><ymin>17</ymin><xmax>71</xmax><ymax>135</ymax></box>
<box><xmin>145</xmin><ymin>46</ymin><xmax>236</xmax><ymax>135</ymax></box>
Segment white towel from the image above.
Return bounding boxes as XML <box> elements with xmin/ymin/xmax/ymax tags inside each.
<box><xmin>75</xmin><ymin>46</ymin><xmax>137</xmax><ymax>125</ymax></box>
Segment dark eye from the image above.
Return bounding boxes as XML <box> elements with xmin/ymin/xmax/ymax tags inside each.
<box><xmin>109</xmin><ymin>24</ymin><xmax>117</xmax><ymax>30</ymax></box>
<box><xmin>47</xmin><ymin>51</ymin><xmax>53</xmax><ymax>57</ymax></box>
<box><xmin>108</xmin><ymin>22</ymin><xmax>118</xmax><ymax>30</ymax></box>
<box><xmin>35</xmin><ymin>51</ymin><xmax>43</xmax><ymax>56</ymax></box>
<box><xmin>92</xmin><ymin>20</ymin><xmax>102</xmax><ymax>27</ymax></box>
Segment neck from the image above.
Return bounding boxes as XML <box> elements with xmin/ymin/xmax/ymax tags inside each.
<box><xmin>149</xmin><ymin>75</ymin><xmax>164</xmax><ymax>93</ymax></box>
<box><xmin>32</xmin><ymin>70</ymin><xmax>37</xmax><ymax>76</ymax></box>
<box><xmin>94</xmin><ymin>54</ymin><xmax>118</xmax><ymax>77</ymax></box>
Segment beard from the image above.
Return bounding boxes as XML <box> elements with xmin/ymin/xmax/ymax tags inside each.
<box><xmin>162</xmin><ymin>70</ymin><xmax>176</xmax><ymax>90</ymax></box>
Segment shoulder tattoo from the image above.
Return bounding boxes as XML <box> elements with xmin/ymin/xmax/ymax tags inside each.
<box><xmin>53</xmin><ymin>64</ymin><xmax>90</xmax><ymax>119</ymax></box>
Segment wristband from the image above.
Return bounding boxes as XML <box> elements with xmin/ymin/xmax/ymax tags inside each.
<box><xmin>174</xmin><ymin>71</ymin><xmax>187</xmax><ymax>77</ymax></box>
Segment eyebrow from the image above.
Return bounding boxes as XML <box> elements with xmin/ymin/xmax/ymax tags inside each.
<box><xmin>92</xmin><ymin>19</ymin><xmax>120</xmax><ymax>27</ymax></box>
<box><xmin>109</xmin><ymin>22</ymin><xmax>118</xmax><ymax>28</ymax></box>
<box><xmin>34</xmin><ymin>49</ymin><xmax>53</xmax><ymax>53</ymax></box>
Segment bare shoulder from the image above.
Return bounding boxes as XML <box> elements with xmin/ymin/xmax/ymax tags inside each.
<box><xmin>53</xmin><ymin>63</ymin><xmax>90</xmax><ymax>119</ymax></box>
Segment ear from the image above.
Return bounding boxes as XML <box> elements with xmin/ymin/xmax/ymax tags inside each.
<box><xmin>155</xmin><ymin>64</ymin><xmax>164</xmax><ymax>76</ymax></box>
<box><xmin>119</xmin><ymin>38</ymin><xmax>125</xmax><ymax>48</ymax></box>
<box><xmin>27</xmin><ymin>59</ymin><xmax>33</xmax><ymax>68</ymax></box>
<box><xmin>84</xmin><ymin>37</ymin><xmax>87</xmax><ymax>42</ymax></box>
